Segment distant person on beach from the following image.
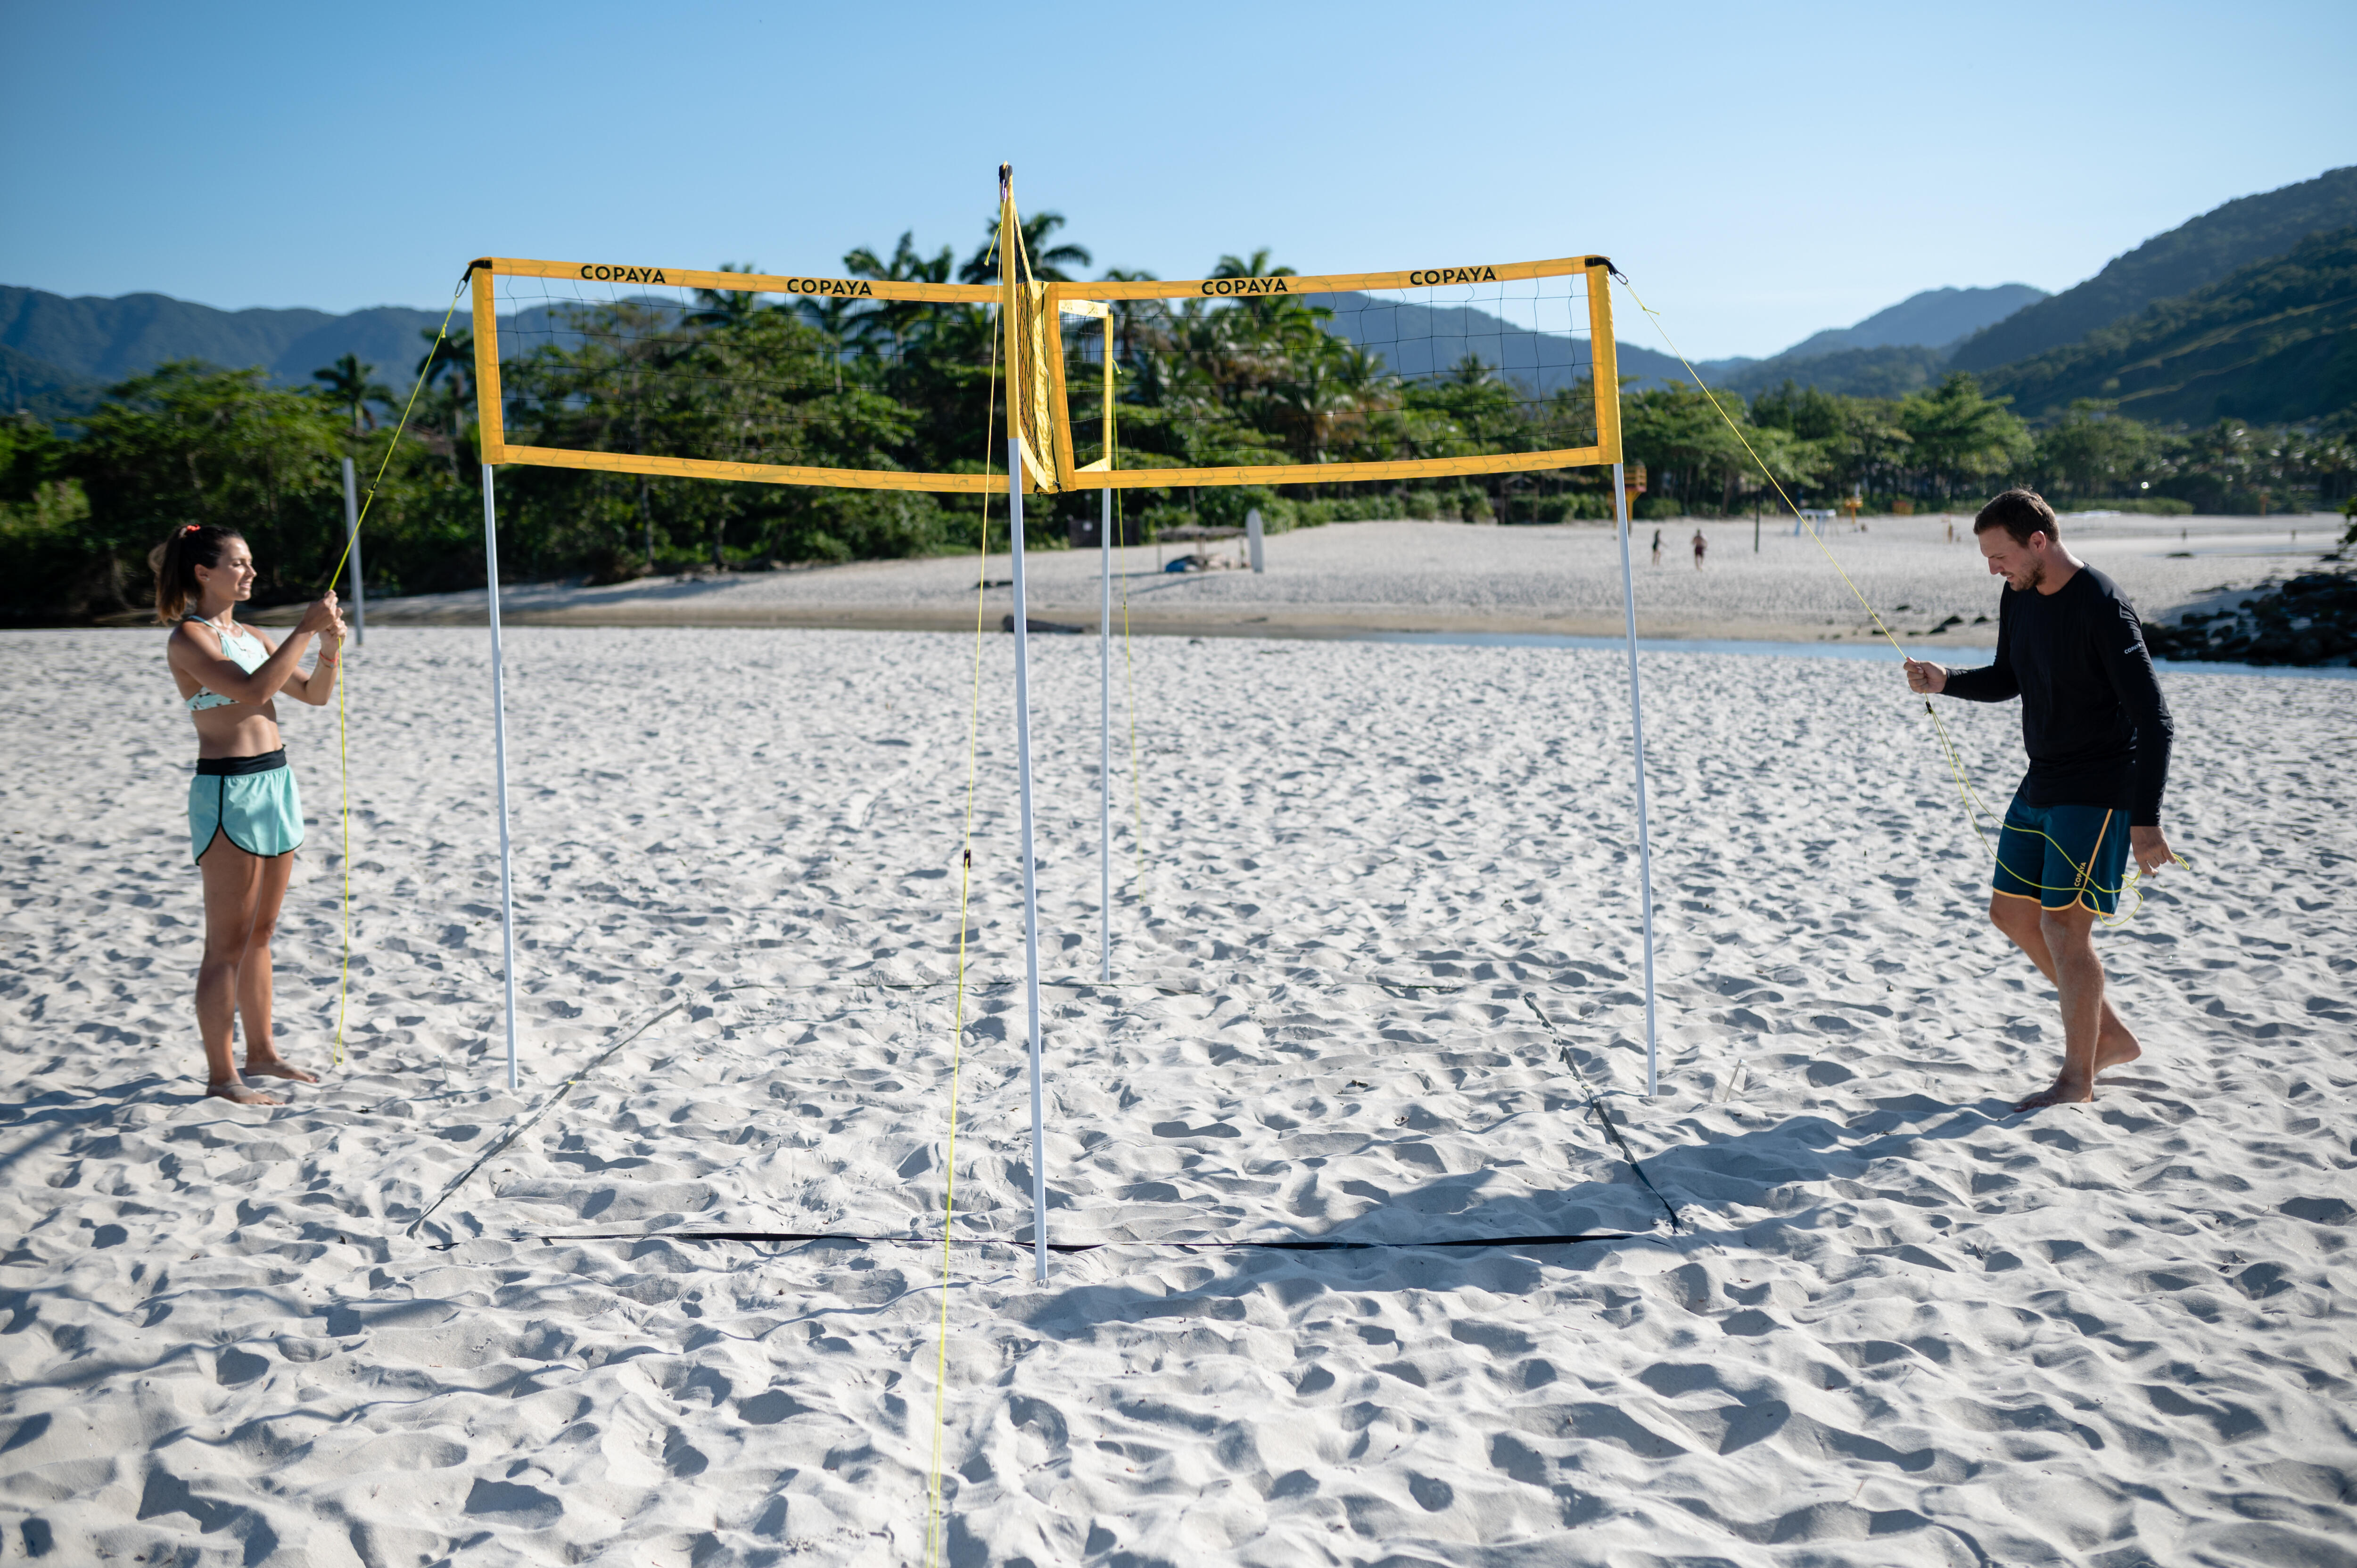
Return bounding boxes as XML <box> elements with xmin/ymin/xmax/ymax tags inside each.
<box><xmin>1691</xmin><ymin>529</ymin><xmax>1707</xmax><ymax>568</ymax></box>
<box><xmin>157</xmin><ymin>525</ymin><xmax>344</xmax><ymax>1104</ymax></box>
<box><xmin>1904</xmin><ymin>489</ymin><xmax>2176</xmax><ymax>1113</ymax></box>
<box><xmin>1650</xmin><ymin>528</ymin><xmax>1662</xmax><ymax>566</ymax></box>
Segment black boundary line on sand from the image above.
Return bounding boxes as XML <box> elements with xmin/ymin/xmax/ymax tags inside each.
<box><xmin>531</xmin><ymin>1229</ymin><xmax>1640</xmax><ymax>1254</ymax></box>
<box><xmin>1520</xmin><ymin>992</ymin><xmax>1684</xmax><ymax>1232</ymax></box>
<box><xmin>402</xmin><ymin>985</ymin><xmax>1681</xmax><ymax>1249</ymax></box>
<box><xmin>401</xmin><ymin>980</ymin><xmax>844</xmax><ymax>1238</ymax></box>
<box><xmin>404</xmin><ymin>997</ymin><xmax>692</xmax><ymax>1239</ymax></box>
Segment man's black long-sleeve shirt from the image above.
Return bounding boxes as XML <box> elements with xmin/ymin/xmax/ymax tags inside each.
<box><xmin>1942</xmin><ymin>563</ymin><xmax>2174</xmax><ymax>825</ymax></box>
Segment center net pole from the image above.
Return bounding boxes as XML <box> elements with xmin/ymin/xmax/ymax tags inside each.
<box><xmin>480</xmin><ymin>465</ymin><xmax>522</xmax><ymax>1092</ymax></box>
<box><xmin>1008</xmin><ymin>438</ymin><xmax>1051</xmax><ymax>1281</ymax></box>
<box><xmin>1611</xmin><ymin>461</ymin><xmax>1660</xmax><ymax>1096</ymax></box>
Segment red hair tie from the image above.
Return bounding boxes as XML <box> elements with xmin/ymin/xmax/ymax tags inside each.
<box><xmin>181</xmin><ymin>524</ymin><xmax>200</xmax><ymax>535</ymax></box>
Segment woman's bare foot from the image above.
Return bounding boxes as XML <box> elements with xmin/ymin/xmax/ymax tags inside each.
<box><xmin>206</xmin><ymin>1077</ymin><xmax>281</xmax><ymax>1106</ymax></box>
<box><xmin>2094</xmin><ymin>1021</ymin><xmax>2142</xmax><ymax>1073</ymax></box>
<box><xmin>242</xmin><ymin>1055</ymin><xmax>318</xmax><ymax>1084</ymax></box>
<box><xmin>2012</xmin><ymin>1072</ymin><xmax>2094</xmax><ymax>1113</ymax></box>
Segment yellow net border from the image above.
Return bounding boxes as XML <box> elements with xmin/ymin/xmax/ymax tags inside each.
<box><xmin>463</xmin><ymin>246</ymin><xmax>1626</xmax><ymax>495</ymax></box>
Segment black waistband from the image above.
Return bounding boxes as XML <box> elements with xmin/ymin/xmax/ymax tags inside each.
<box><xmin>195</xmin><ymin>749</ymin><xmax>287</xmax><ymax>777</ymax></box>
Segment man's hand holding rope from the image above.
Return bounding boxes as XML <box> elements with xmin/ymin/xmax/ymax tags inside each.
<box><xmin>2128</xmin><ymin>825</ymin><xmax>2176</xmax><ymax>878</ymax></box>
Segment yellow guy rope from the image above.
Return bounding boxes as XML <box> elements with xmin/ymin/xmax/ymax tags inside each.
<box><xmin>923</xmin><ymin>219</ymin><xmax>1005</xmax><ymax>1568</ymax></box>
<box><xmin>1609</xmin><ymin>274</ymin><xmax>2181</xmax><ymax>924</ymax></box>
<box><xmin>316</xmin><ymin>274</ymin><xmax>470</xmax><ymax>1064</ymax></box>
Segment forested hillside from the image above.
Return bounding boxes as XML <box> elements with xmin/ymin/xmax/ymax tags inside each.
<box><xmin>1950</xmin><ymin>165</ymin><xmax>2357</xmax><ymax>370</ymax></box>
<box><xmin>0</xmin><ymin>345</ymin><xmax>104</xmax><ymax>422</ymax></box>
<box><xmin>0</xmin><ymin>287</ymin><xmax>451</xmax><ymax>394</ymax></box>
<box><xmin>1985</xmin><ymin>228</ymin><xmax>2357</xmax><ymax>424</ymax></box>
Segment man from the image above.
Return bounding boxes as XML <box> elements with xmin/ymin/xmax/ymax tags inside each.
<box><xmin>1691</xmin><ymin>528</ymin><xmax>1707</xmax><ymax>569</ymax></box>
<box><xmin>1904</xmin><ymin>489</ymin><xmax>2176</xmax><ymax>1112</ymax></box>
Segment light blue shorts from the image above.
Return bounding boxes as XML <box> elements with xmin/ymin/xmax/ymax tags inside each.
<box><xmin>190</xmin><ymin>750</ymin><xmax>303</xmax><ymax>863</ymax></box>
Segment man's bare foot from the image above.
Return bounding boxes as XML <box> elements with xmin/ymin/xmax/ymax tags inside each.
<box><xmin>2094</xmin><ymin>1023</ymin><xmax>2142</xmax><ymax>1073</ymax></box>
<box><xmin>242</xmin><ymin>1056</ymin><xmax>318</xmax><ymax>1084</ymax></box>
<box><xmin>206</xmin><ymin>1077</ymin><xmax>281</xmax><ymax>1106</ymax></box>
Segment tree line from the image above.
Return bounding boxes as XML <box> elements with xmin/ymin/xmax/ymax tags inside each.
<box><xmin>1632</xmin><ymin>374</ymin><xmax>2355</xmax><ymax>520</ymax></box>
<box><xmin>5</xmin><ymin>210</ymin><xmax>2351</xmax><ymax>621</ymax></box>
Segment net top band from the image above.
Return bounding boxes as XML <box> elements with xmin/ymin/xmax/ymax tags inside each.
<box><xmin>470</xmin><ymin>255</ymin><xmax>1612</xmax><ymax>304</ymax></box>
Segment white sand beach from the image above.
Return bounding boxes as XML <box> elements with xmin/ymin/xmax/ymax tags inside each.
<box><xmin>3</xmin><ymin>571</ymin><xmax>2354</xmax><ymax>1561</ymax></box>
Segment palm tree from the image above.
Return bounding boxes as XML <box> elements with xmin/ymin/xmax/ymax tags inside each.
<box><xmin>797</xmin><ymin>294</ymin><xmax>859</xmax><ymax>392</ymax></box>
<box><xmin>312</xmin><ymin>353</ymin><xmax>389</xmax><ymax>435</ymax></box>
<box><xmin>1272</xmin><ymin>336</ymin><xmax>1389</xmax><ymax>465</ymax></box>
<box><xmin>1212</xmin><ymin>249</ymin><xmax>1291</xmax><ymax>282</ymax></box>
<box><xmin>846</xmin><ymin>231</ymin><xmax>954</xmax><ymax>362</ymax></box>
<box><xmin>1095</xmin><ymin>269</ymin><xmax>1162</xmax><ymax>372</ymax></box>
<box><xmin>417</xmin><ymin>328</ymin><xmax>478</xmax><ymax>477</ymax></box>
<box><xmin>1898</xmin><ymin>373</ymin><xmax>2030</xmax><ymax>503</ymax></box>
<box><xmin>688</xmin><ymin>262</ymin><xmax>764</xmax><ymax>329</ymax></box>
<box><xmin>959</xmin><ymin>211</ymin><xmax>1090</xmax><ymax>286</ymax></box>
<box><xmin>1211</xmin><ymin>249</ymin><xmax>1322</xmax><ymax>336</ymax></box>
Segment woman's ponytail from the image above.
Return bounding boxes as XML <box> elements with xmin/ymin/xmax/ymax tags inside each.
<box><xmin>150</xmin><ymin>524</ymin><xmax>243</xmax><ymax>624</ymax></box>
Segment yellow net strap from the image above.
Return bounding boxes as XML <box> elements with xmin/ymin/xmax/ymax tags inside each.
<box><xmin>1609</xmin><ymin>274</ymin><xmax>2185</xmax><ymax>924</ymax></box>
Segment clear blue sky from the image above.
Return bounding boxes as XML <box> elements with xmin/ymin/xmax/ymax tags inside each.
<box><xmin>4</xmin><ymin>0</ymin><xmax>2349</xmax><ymax>359</ymax></box>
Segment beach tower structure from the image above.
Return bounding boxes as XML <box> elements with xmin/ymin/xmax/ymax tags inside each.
<box><xmin>456</xmin><ymin>169</ymin><xmax>1662</xmax><ymax>1279</ymax></box>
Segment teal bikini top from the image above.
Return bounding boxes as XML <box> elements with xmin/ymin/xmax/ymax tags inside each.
<box><xmin>183</xmin><ymin>617</ymin><xmax>268</xmax><ymax>711</ymax></box>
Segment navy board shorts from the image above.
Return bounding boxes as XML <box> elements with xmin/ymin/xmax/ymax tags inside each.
<box><xmin>1993</xmin><ymin>794</ymin><xmax>2130</xmax><ymax>916</ymax></box>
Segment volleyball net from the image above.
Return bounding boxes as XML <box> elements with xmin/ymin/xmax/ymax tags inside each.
<box><xmin>466</xmin><ymin>252</ymin><xmax>1624</xmax><ymax>496</ymax></box>
<box><xmin>1051</xmin><ymin>259</ymin><xmax>1619</xmax><ymax>494</ymax></box>
<box><xmin>470</xmin><ymin>260</ymin><xmax>1002</xmax><ymax>493</ymax></box>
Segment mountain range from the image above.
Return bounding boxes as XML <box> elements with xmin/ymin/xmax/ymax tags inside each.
<box><xmin>7</xmin><ymin>164</ymin><xmax>2355</xmax><ymax>427</ymax></box>
<box><xmin>1952</xmin><ymin>165</ymin><xmax>2357</xmax><ymax>371</ymax></box>
<box><xmin>0</xmin><ymin>288</ymin><xmax>453</xmax><ymax>411</ymax></box>
<box><xmin>1984</xmin><ymin>225</ymin><xmax>2357</xmax><ymax>424</ymax></box>
<box><xmin>1301</xmin><ymin>286</ymin><xmax>2038</xmax><ymax>401</ymax></box>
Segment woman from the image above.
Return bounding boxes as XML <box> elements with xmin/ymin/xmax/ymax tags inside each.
<box><xmin>156</xmin><ymin>524</ymin><xmax>346</xmax><ymax>1105</ymax></box>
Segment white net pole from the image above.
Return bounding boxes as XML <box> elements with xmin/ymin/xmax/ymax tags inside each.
<box><xmin>1008</xmin><ymin>440</ymin><xmax>1050</xmax><ymax>1281</ymax></box>
<box><xmin>1099</xmin><ymin>488</ymin><xmax>1112</xmax><ymax>983</ymax></box>
<box><xmin>341</xmin><ymin>457</ymin><xmax>365</xmax><ymax>646</ymax></box>
<box><xmin>1612</xmin><ymin>463</ymin><xmax>1660</xmax><ymax>1095</ymax></box>
<box><xmin>480</xmin><ymin>466</ymin><xmax>522</xmax><ymax>1092</ymax></box>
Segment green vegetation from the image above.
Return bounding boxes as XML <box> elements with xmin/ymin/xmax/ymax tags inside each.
<box><xmin>0</xmin><ymin>361</ymin><xmax>485</xmax><ymax>621</ymax></box>
<box><xmin>1624</xmin><ymin>369</ymin><xmax>2352</xmax><ymax>519</ymax></box>
<box><xmin>1715</xmin><ymin>345</ymin><xmax>1949</xmax><ymax>401</ymax></box>
<box><xmin>1985</xmin><ymin>228</ymin><xmax>2357</xmax><ymax>425</ymax></box>
<box><xmin>0</xmin><ymin>284</ymin><xmax>450</xmax><ymax>399</ymax></box>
